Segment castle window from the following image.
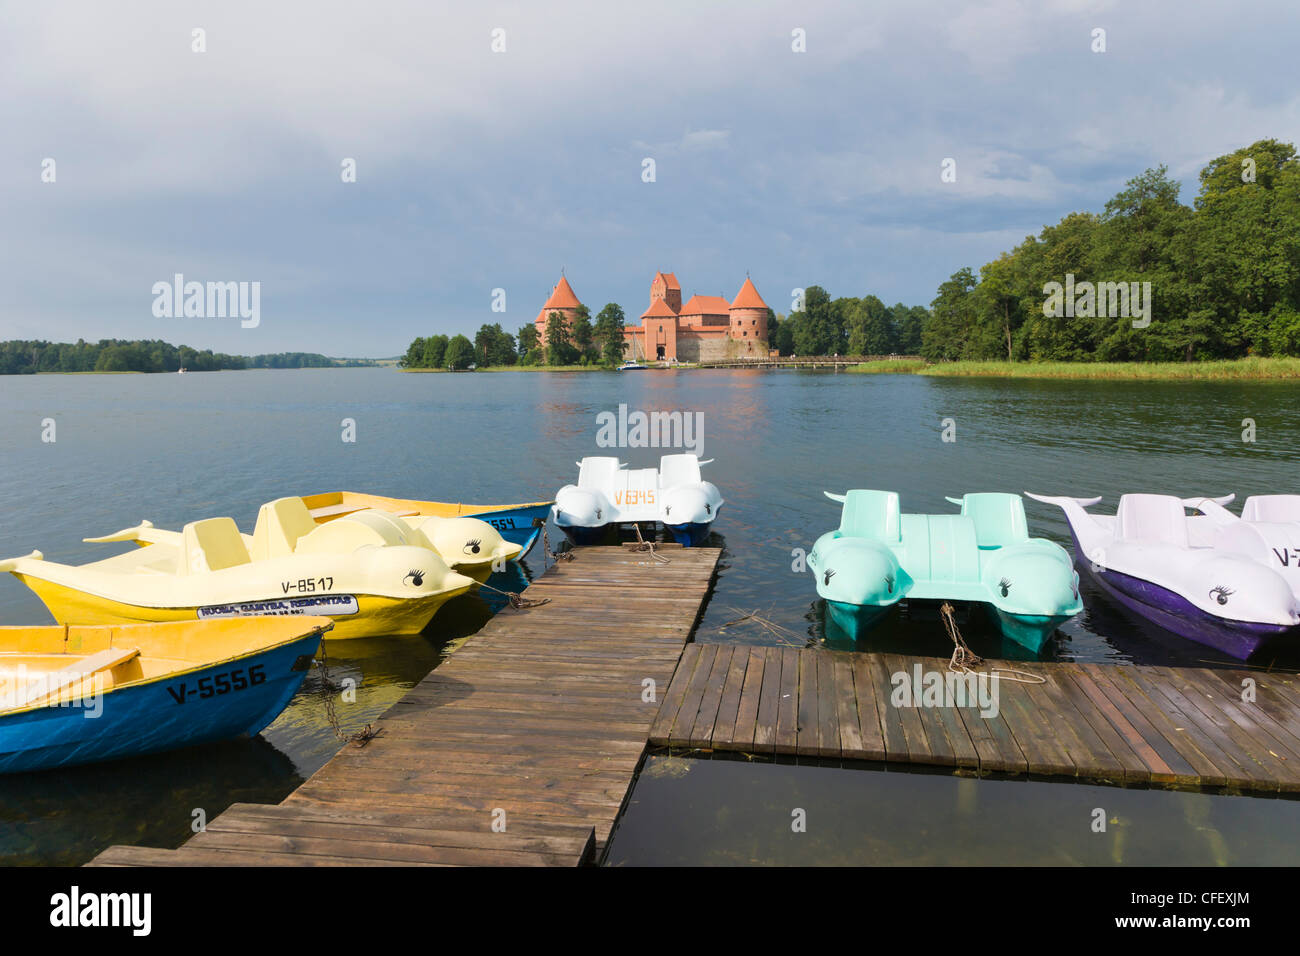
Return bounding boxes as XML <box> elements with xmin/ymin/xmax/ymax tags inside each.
<box><xmin>742</xmin><ymin>331</ymin><xmax>747</xmax><ymax>337</ymax></box>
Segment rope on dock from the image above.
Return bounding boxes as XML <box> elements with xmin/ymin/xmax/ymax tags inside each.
<box><xmin>939</xmin><ymin>602</ymin><xmax>1045</xmax><ymax>685</ymax></box>
<box><xmin>631</xmin><ymin>523</ymin><xmax>670</xmax><ymax>563</ymax></box>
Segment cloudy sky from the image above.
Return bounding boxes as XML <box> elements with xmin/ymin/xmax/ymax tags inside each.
<box><xmin>2</xmin><ymin>0</ymin><xmax>1297</xmax><ymax>356</ymax></box>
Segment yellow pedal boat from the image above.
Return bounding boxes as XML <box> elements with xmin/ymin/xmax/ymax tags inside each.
<box><xmin>303</xmin><ymin>492</ymin><xmax>552</xmax><ymax>561</ymax></box>
<box><xmin>0</xmin><ymin>617</ymin><xmax>330</xmax><ymax>773</ymax></box>
<box><xmin>0</xmin><ymin>498</ymin><xmax>478</xmax><ymax>639</ymax></box>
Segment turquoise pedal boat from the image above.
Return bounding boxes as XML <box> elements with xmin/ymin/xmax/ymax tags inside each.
<box><xmin>808</xmin><ymin>491</ymin><xmax>1082</xmax><ymax>653</ymax></box>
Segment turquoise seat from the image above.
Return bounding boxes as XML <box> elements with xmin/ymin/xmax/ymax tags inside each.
<box><xmin>839</xmin><ymin>490</ymin><xmax>901</xmax><ymax>541</ymax></box>
<box><xmin>957</xmin><ymin>493</ymin><xmax>1030</xmax><ymax>548</ymax></box>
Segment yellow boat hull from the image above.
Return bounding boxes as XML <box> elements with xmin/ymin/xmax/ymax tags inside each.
<box><xmin>15</xmin><ymin>574</ymin><xmax>469</xmax><ymax>640</ymax></box>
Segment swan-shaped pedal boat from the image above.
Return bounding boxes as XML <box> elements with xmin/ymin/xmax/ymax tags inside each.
<box><xmin>552</xmin><ymin>454</ymin><xmax>723</xmax><ymax>547</ymax></box>
<box><xmin>808</xmin><ymin>491</ymin><xmax>1082</xmax><ymax>653</ymax></box>
<box><xmin>0</xmin><ymin>617</ymin><xmax>329</xmax><ymax>773</ymax></box>
<box><xmin>0</xmin><ymin>497</ymin><xmax>510</xmax><ymax>639</ymax></box>
<box><xmin>1027</xmin><ymin>492</ymin><xmax>1300</xmax><ymax>660</ymax></box>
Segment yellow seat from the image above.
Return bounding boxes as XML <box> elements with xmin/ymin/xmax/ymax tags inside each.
<box><xmin>180</xmin><ymin>517</ymin><xmax>251</xmax><ymax>575</ymax></box>
<box><xmin>251</xmin><ymin>497</ymin><xmax>318</xmax><ymax>560</ymax></box>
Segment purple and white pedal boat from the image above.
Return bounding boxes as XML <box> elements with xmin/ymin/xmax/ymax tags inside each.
<box><xmin>1027</xmin><ymin>492</ymin><xmax>1300</xmax><ymax>660</ymax></box>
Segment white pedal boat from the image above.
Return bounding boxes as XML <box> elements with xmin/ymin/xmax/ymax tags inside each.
<box><xmin>1027</xmin><ymin>492</ymin><xmax>1300</xmax><ymax>660</ymax></box>
<box><xmin>0</xmin><ymin>497</ymin><xmax>523</xmax><ymax>639</ymax></box>
<box><xmin>552</xmin><ymin>454</ymin><xmax>722</xmax><ymax>547</ymax></box>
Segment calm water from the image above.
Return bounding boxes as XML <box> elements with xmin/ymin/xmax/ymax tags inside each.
<box><xmin>0</xmin><ymin>367</ymin><xmax>1297</xmax><ymax>865</ymax></box>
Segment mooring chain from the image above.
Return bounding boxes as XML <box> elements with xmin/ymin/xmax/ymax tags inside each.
<box><xmin>535</xmin><ymin>518</ymin><xmax>574</xmax><ymax>567</ymax></box>
<box><xmin>313</xmin><ymin>644</ymin><xmax>384</xmax><ymax>746</ymax></box>
<box><xmin>476</xmin><ymin>579</ymin><xmax>551</xmax><ymax>610</ymax></box>
<box><xmin>940</xmin><ymin>602</ymin><xmax>1045</xmax><ymax>685</ymax></box>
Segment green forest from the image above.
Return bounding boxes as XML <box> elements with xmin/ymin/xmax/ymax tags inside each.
<box><xmin>920</xmin><ymin>138</ymin><xmax>1300</xmax><ymax>362</ymax></box>
<box><xmin>0</xmin><ymin>339</ymin><xmax>372</xmax><ymax>374</ymax></box>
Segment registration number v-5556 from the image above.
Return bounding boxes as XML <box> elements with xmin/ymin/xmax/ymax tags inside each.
<box><xmin>166</xmin><ymin>664</ymin><xmax>266</xmax><ymax>704</ymax></box>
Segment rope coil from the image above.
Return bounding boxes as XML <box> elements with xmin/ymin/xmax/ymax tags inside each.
<box><xmin>939</xmin><ymin>602</ymin><xmax>1045</xmax><ymax>684</ymax></box>
<box><xmin>631</xmin><ymin>523</ymin><xmax>671</xmax><ymax>564</ymax></box>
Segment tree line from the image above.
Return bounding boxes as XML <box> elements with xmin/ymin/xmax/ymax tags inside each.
<box><xmin>0</xmin><ymin>339</ymin><xmax>372</xmax><ymax>374</ymax></box>
<box><xmin>402</xmin><ymin>304</ymin><xmax>629</xmax><ymax>369</ymax></box>
<box><xmin>921</xmin><ymin>138</ymin><xmax>1300</xmax><ymax>362</ymax></box>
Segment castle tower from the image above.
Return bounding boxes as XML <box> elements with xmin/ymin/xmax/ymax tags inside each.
<box><xmin>534</xmin><ymin>274</ymin><xmax>583</xmax><ymax>346</ymax></box>
<box><xmin>649</xmin><ymin>272</ymin><xmax>681</xmax><ymax>313</ymax></box>
<box><xmin>728</xmin><ymin>277</ymin><xmax>768</xmax><ymax>344</ymax></box>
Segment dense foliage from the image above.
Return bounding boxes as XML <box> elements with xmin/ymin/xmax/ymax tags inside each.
<box><xmin>918</xmin><ymin>139</ymin><xmax>1300</xmax><ymax>362</ymax></box>
<box><xmin>0</xmin><ymin>339</ymin><xmax>364</xmax><ymax>374</ymax></box>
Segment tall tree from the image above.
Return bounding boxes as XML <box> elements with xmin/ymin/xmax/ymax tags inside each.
<box><xmin>594</xmin><ymin>303</ymin><xmax>626</xmax><ymax>366</ymax></box>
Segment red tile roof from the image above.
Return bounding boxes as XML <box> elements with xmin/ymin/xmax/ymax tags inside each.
<box><xmin>655</xmin><ymin>271</ymin><xmax>680</xmax><ymax>291</ymax></box>
<box><xmin>730</xmin><ymin>277</ymin><xmax>767</xmax><ymax>310</ymax></box>
<box><xmin>640</xmin><ymin>297</ymin><xmax>679</xmax><ymax>320</ymax></box>
<box><xmin>680</xmin><ymin>294</ymin><xmax>732</xmax><ymax>316</ymax></box>
<box><xmin>542</xmin><ymin>275</ymin><xmax>581</xmax><ymax>310</ymax></box>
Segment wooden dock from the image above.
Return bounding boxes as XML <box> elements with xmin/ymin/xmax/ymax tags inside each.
<box><xmin>88</xmin><ymin>544</ymin><xmax>721</xmax><ymax>867</ymax></box>
<box><xmin>649</xmin><ymin>643</ymin><xmax>1300</xmax><ymax>794</ymax></box>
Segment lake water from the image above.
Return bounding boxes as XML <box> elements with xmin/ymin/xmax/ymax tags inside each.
<box><xmin>1</xmin><ymin>367</ymin><xmax>1297</xmax><ymax>865</ymax></box>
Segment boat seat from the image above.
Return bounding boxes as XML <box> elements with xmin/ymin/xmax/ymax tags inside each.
<box><xmin>1116</xmin><ymin>494</ymin><xmax>1189</xmax><ymax>548</ymax></box>
<box><xmin>18</xmin><ymin>647</ymin><xmax>141</xmax><ymax>707</ymax></box>
<box><xmin>959</xmin><ymin>493</ymin><xmax>1029</xmax><ymax>548</ymax></box>
<box><xmin>1242</xmin><ymin>495</ymin><xmax>1300</xmax><ymax>523</ymax></box>
<box><xmin>660</xmin><ymin>454</ymin><xmax>702</xmax><ymax>487</ymax></box>
<box><xmin>839</xmin><ymin>490</ymin><xmax>901</xmax><ymax>542</ymax></box>
<box><xmin>180</xmin><ymin>517</ymin><xmax>252</xmax><ymax>574</ymax></box>
<box><xmin>252</xmin><ymin>497</ymin><xmax>319</xmax><ymax>560</ymax></box>
<box><xmin>295</xmin><ymin>510</ymin><xmax>409</xmax><ymax>554</ymax></box>
<box><xmin>577</xmin><ymin>457</ymin><xmax>622</xmax><ymax>490</ymax></box>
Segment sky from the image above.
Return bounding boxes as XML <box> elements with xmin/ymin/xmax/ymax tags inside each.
<box><xmin>2</xmin><ymin>0</ymin><xmax>1298</xmax><ymax>357</ymax></box>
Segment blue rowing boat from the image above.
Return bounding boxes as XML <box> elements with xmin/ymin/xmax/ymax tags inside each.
<box><xmin>0</xmin><ymin>617</ymin><xmax>328</xmax><ymax>774</ymax></box>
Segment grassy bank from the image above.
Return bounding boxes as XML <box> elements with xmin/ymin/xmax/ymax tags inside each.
<box><xmin>401</xmin><ymin>364</ymin><xmax>610</xmax><ymax>373</ymax></box>
<box><xmin>916</xmin><ymin>357</ymin><xmax>1300</xmax><ymax>381</ymax></box>
<box><xmin>845</xmin><ymin>359</ymin><xmax>929</xmax><ymax>374</ymax></box>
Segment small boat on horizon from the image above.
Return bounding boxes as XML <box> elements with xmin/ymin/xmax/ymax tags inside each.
<box><xmin>1028</xmin><ymin>492</ymin><xmax>1300</xmax><ymax>660</ymax></box>
<box><xmin>552</xmin><ymin>454</ymin><xmax>722</xmax><ymax>547</ymax></box>
<box><xmin>617</xmin><ymin>361</ymin><xmax>648</xmax><ymax>371</ymax></box>
<box><xmin>302</xmin><ymin>491</ymin><xmax>553</xmax><ymax>559</ymax></box>
<box><xmin>0</xmin><ymin>616</ymin><xmax>329</xmax><ymax>774</ymax></box>
<box><xmin>809</xmin><ymin>491</ymin><xmax>1082</xmax><ymax>653</ymax></box>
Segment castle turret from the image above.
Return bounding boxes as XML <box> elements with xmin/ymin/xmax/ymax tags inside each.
<box><xmin>728</xmin><ymin>277</ymin><xmax>768</xmax><ymax>344</ymax></box>
<box><xmin>534</xmin><ymin>275</ymin><xmax>583</xmax><ymax>346</ymax></box>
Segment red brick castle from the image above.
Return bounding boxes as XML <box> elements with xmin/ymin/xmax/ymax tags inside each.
<box><xmin>535</xmin><ymin>272</ymin><xmax>769</xmax><ymax>362</ymax></box>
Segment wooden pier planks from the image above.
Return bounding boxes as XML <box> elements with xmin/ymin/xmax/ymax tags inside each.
<box><xmin>651</xmin><ymin>646</ymin><xmax>1300</xmax><ymax>795</ymax></box>
<box><xmin>88</xmin><ymin>545</ymin><xmax>721</xmax><ymax>868</ymax></box>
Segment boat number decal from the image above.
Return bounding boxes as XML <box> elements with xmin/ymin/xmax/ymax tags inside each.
<box><xmin>613</xmin><ymin>489</ymin><xmax>656</xmax><ymax>506</ymax></box>
<box><xmin>1271</xmin><ymin>548</ymin><xmax>1300</xmax><ymax>567</ymax></box>
<box><xmin>487</xmin><ymin>517</ymin><xmax>517</xmax><ymax>530</ymax></box>
<box><xmin>1209</xmin><ymin>585</ymin><xmax>1235</xmax><ymax>605</ymax></box>
<box><xmin>166</xmin><ymin>664</ymin><xmax>266</xmax><ymax>704</ymax></box>
<box><xmin>198</xmin><ymin>595</ymin><xmax>360</xmax><ymax>618</ymax></box>
<box><xmin>282</xmin><ymin>576</ymin><xmax>334</xmax><ymax>594</ymax></box>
